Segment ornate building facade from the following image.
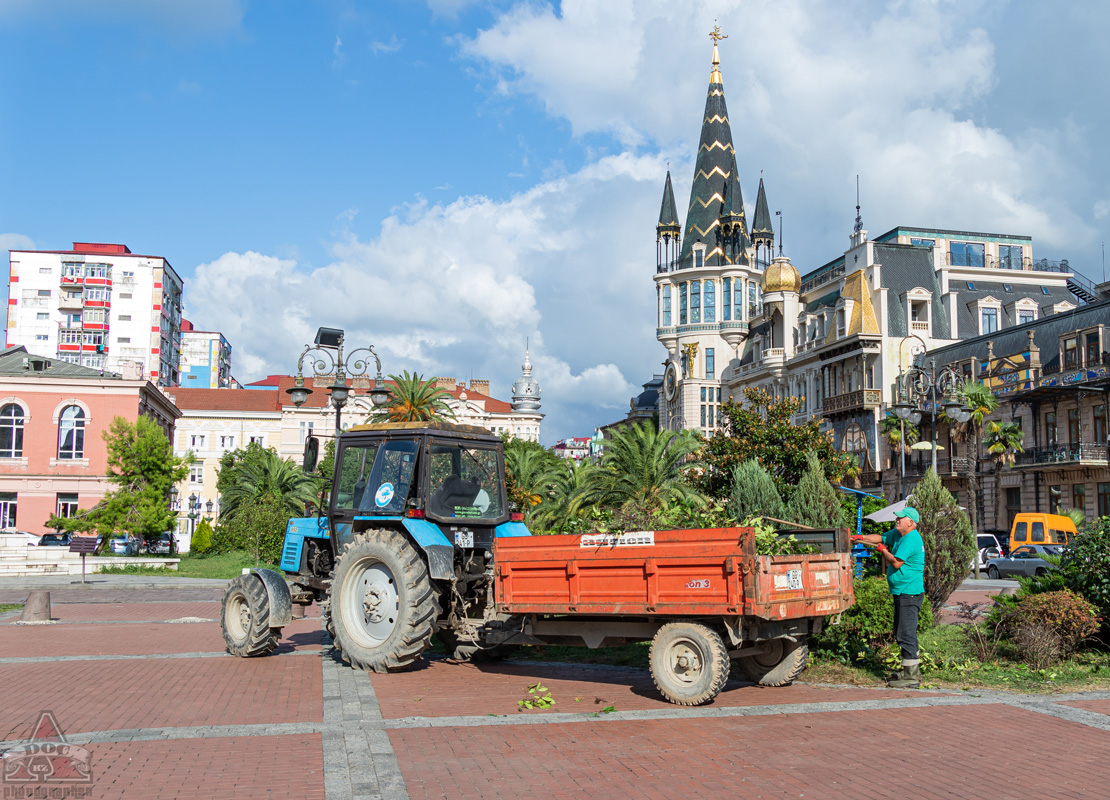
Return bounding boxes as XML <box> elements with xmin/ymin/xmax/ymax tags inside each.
<box><xmin>653</xmin><ymin>30</ymin><xmax>1090</xmax><ymax>500</ymax></box>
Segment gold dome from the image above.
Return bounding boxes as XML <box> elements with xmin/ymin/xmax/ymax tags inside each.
<box><xmin>761</xmin><ymin>256</ymin><xmax>801</xmax><ymax>294</ymax></box>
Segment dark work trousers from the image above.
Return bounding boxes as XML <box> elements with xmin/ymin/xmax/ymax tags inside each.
<box><xmin>892</xmin><ymin>593</ymin><xmax>924</xmax><ymax>664</ymax></box>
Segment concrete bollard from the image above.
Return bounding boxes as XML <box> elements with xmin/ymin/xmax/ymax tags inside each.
<box><xmin>291</xmin><ymin>604</ymin><xmax>305</xmax><ymax>620</ymax></box>
<box><xmin>20</xmin><ymin>591</ymin><xmax>51</xmax><ymax>623</ymax></box>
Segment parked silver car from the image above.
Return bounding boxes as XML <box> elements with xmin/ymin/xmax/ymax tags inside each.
<box><xmin>986</xmin><ymin>544</ymin><xmax>1063</xmax><ymax>579</ymax></box>
<box><xmin>146</xmin><ymin>532</ymin><xmax>177</xmax><ymax>555</ymax></box>
<box><xmin>110</xmin><ymin>535</ymin><xmax>141</xmax><ymax>556</ymax></box>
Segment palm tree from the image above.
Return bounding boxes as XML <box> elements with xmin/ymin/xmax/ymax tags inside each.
<box><xmin>504</xmin><ymin>444</ymin><xmax>559</xmax><ymax>514</ymax></box>
<box><xmin>943</xmin><ymin>379</ymin><xmax>1000</xmax><ymax>534</ymax></box>
<box><xmin>983</xmin><ymin>420</ymin><xmax>1024</xmax><ymax>530</ymax></box>
<box><xmin>533</xmin><ymin>457</ymin><xmax>599</xmax><ymax>531</ymax></box>
<box><xmin>578</xmin><ymin>421</ymin><xmax>704</xmax><ymax>514</ymax></box>
<box><xmin>369</xmin><ymin>371</ymin><xmax>456</xmax><ymax>423</ymax></box>
<box><xmin>219</xmin><ymin>448</ymin><xmax>321</xmax><ymax>521</ymax></box>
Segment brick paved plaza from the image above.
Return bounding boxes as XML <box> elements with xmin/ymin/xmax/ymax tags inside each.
<box><xmin>2</xmin><ymin>581</ymin><xmax>1110</xmax><ymax>799</ymax></box>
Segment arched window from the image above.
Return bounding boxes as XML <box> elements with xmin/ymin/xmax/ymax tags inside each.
<box><xmin>58</xmin><ymin>406</ymin><xmax>86</xmax><ymax>460</ymax></box>
<box><xmin>842</xmin><ymin>423</ymin><xmax>869</xmax><ymax>468</ymax></box>
<box><xmin>0</xmin><ymin>404</ymin><xmax>24</xmax><ymax>458</ymax></box>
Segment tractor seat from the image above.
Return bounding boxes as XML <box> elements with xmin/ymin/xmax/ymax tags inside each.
<box><xmin>429</xmin><ymin>475</ymin><xmax>479</xmax><ymax>517</ymax></box>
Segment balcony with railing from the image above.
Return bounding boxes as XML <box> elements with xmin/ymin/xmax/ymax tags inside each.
<box><xmin>801</xmin><ymin>262</ymin><xmax>845</xmax><ymax>294</ymax></box>
<box><xmin>821</xmin><ymin>388</ymin><xmax>881</xmax><ymax>415</ymax></box>
<box><xmin>1041</xmin><ymin>350</ymin><xmax>1110</xmax><ymax>377</ymax></box>
<box><xmin>57</xmin><ymin>294</ymin><xmax>83</xmax><ymax>312</ymax></box>
<box><xmin>1014</xmin><ymin>443</ymin><xmax>1109</xmax><ymax>469</ymax></box>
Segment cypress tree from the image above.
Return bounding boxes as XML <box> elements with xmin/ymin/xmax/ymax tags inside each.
<box><xmin>784</xmin><ymin>451</ymin><xmax>845</xmax><ymax>529</ymax></box>
<box><xmin>727</xmin><ymin>459</ymin><xmax>785</xmax><ymax>522</ymax></box>
<box><xmin>911</xmin><ymin>468</ymin><xmax>975</xmax><ymax>613</ymax></box>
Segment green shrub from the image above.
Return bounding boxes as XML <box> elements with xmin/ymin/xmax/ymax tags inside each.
<box><xmin>191</xmin><ymin>518</ymin><xmax>214</xmax><ymax>555</ymax></box>
<box><xmin>1061</xmin><ymin>517</ymin><xmax>1110</xmax><ymax>623</ymax></box>
<box><xmin>727</xmin><ymin>460</ymin><xmax>785</xmax><ymax>522</ymax></box>
<box><xmin>813</xmin><ymin>576</ymin><xmax>934</xmax><ymax>656</ymax></box>
<box><xmin>210</xmin><ymin>523</ymin><xmax>243</xmax><ymax>555</ymax></box>
<box><xmin>1008</xmin><ymin>590</ymin><xmax>1100</xmax><ymax>661</ymax></box>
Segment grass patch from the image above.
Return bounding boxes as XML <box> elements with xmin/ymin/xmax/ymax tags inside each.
<box><xmin>804</xmin><ymin>622</ymin><xmax>1110</xmax><ymax>693</ymax></box>
<box><xmin>96</xmin><ymin>551</ymin><xmax>283</xmax><ymax>580</ymax></box>
<box><xmin>0</xmin><ymin>603</ymin><xmax>23</xmax><ymax>615</ymax></box>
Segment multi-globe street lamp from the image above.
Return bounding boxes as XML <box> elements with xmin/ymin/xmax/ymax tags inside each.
<box><xmin>285</xmin><ymin>327</ymin><xmax>391</xmax><ymax>437</ymax></box>
<box><xmin>892</xmin><ymin>348</ymin><xmax>973</xmax><ymax>498</ymax></box>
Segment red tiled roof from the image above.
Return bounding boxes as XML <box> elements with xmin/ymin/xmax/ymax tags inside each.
<box><xmin>246</xmin><ymin>375</ymin><xmax>515</xmax><ymax>413</ymax></box>
<box><xmin>169</xmin><ymin>387</ymin><xmax>281</xmax><ymax>412</ymax></box>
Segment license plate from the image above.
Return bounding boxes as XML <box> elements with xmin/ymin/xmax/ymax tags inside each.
<box><xmin>454</xmin><ymin>530</ymin><xmax>474</xmax><ymax>548</ymax></box>
<box><xmin>786</xmin><ymin>569</ymin><xmax>803</xmax><ymax>591</ymax></box>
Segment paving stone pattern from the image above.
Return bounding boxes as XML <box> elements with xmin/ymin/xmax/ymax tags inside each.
<box><xmin>3</xmin><ymin>583</ymin><xmax>1110</xmax><ymax>799</ymax></box>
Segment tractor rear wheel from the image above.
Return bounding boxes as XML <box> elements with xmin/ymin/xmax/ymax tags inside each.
<box><xmin>649</xmin><ymin>621</ymin><xmax>730</xmax><ymax>706</ymax></box>
<box><xmin>329</xmin><ymin>529</ymin><xmax>436</xmax><ymax>673</ymax></box>
<box><xmin>738</xmin><ymin>637</ymin><xmax>809</xmax><ymax>686</ymax></box>
<box><xmin>222</xmin><ymin>573</ymin><xmax>280</xmax><ymax>657</ymax></box>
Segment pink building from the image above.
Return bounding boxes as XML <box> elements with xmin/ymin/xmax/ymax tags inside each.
<box><xmin>0</xmin><ymin>345</ymin><xmax>180</xmax><ymax>533</ymax></box>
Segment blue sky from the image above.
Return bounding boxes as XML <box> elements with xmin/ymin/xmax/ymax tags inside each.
<box><xmin>3</xmin><ymin>1</ymin><xmax>1109</xmax><ymax>443</ymax></box>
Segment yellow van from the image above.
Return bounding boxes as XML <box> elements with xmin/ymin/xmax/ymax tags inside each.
<box><xmin>1009</xmin><ymin>513</ymin><xmax>1078</xmax><ymax>552</ymax></box>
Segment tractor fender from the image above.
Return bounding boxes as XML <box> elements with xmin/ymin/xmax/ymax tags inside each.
<box><xmin>250</xmin><ymin>568</ymin><xmax>293</xmax><ymax>628</ymax></box>
<box><xmin>400</xmin><ymin>519</ymin><xmax>454</xmax><ymax>581</ymax></box>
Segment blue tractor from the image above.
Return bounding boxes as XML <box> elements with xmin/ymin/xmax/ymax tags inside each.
<box><xmin>219</xmin><ymin>420</ymin><xmax>530</xmax><ymax>671</ymax></box>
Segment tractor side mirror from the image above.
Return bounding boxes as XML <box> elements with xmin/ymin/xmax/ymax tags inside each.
<box><xmin>303</xmin><ymin>435</ymin><xmax>320</xmax><ymax>474</ymax></box>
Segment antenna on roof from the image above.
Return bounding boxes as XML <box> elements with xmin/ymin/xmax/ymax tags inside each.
<box><xmin>775</xmin><ymin>210</ymin><xmax>784</xmax><ymax>256</ymax></box>
<box><xmin>854</xmin><ymin>175</ymin><xmax>862</xmax><ymax>235</ymax></box>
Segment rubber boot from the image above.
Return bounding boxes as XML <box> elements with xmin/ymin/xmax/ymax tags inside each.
<box><xmin>885</xmin><ymin>668</ymin><xmax>905</xmax><ymax>682</ymax></box>
<box><xmin>887</xmin><ymin>663</ymin><xmax>921</xmax><ymax>689</ymax></box>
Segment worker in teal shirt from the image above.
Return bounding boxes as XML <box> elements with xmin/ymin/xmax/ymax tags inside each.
<box><xmin>854</xmin><ymin>506</ymin><xmax>925</xmax><ymax>688</ymax></box>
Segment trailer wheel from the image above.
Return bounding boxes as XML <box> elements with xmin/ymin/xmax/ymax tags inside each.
<box><xmin>222</xmin><ymin>573</ymin><xmax>280</xmax><ymax>657</ymax></box>
<box><xmin>649</xmin><ymin>622</ymin><xmax>730</xmax><ymax>706</ymax></box>
<box><xmin>329</xmin><ymin>529</ymin><xmax>436</xmax><ymax>673</ymax></box>
<box><xmin>738</xmin><ymin>636</ymin><xmax>809</xmax><ymax>686</ymax></box>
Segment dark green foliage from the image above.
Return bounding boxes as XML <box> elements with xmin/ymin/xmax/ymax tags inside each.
<box><xmin>727</xmin><ymin>460</ymin><xmax>785</xmax><ymax>522</ymax></box>
<box><xmin>697</xmin><ymin>387</ymin><xmax>852</xmax><ymax>500</ymax></box>
<box><xmin>813</xmin><ymin>576</ymin><xmax>933</xmax><ymax>654</ymax></box>
<box><xmin>1060</xmin><ymin>517</ymin><xmax>1110</xmax><ymax>623</ymax></box>
<box><xmin>912</xmin><ymin>468</ymin><xmax>975</xmax><ymax>613</ymax></box>
<box><xmin>502</xmin><ymin>436</ymin><xmax>561</xmax><ymax>514</ymax></box>
<box><xmin>369</xmin><ymin>371</ymin><xmax>456</xmax><ymax>422</ymax></box>
<box><xmin>838</xmin><ymin>493</ymin><xmax>888</xmax><ymax>538</ymax></box>
<box><xmin>215</xmin><ymin>494</ymin><xmax>289</xmax><ymax>564</ymax></box>
<box><xmin>191</xmin><ymin>518</ymin><xmax>214</xmax><ymax>555</ymax></box>
<box><xmin>784</xmin><ymin>451</ymin><xmax>845</xmax><ymax>529</ymax></box>
<box><xmin>218</xmin><ymin>446</ymin><xmax>320</xmax><ymax>522</ymax></box>
<box><xmin>47</xmin><ymin>416</ymin><xmax>190</xmax><ymax>546</ymax></box>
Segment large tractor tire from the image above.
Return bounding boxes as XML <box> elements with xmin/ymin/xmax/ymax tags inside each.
<box><xmin>649</xmin><ymin>621</ymin><xmax>730</xmax><ymax>706</ymax></box>
<box><xmin>320</xmin><ymin>598</ymin><xmax>336</xmax><ymax>641</ymax></box>
<box><xmin>329</xmin><ymin>529</ymin><xmax>436</xmax><ymax>673</ymax></box>
<box><xmin>738</xmin><ymin>637</ymin><xmax>809</xmax><ymax>687</ymax></box>
<box><xmin>222</xmin><ymin>573</ymin><xmax>280</xmax><ymax>657</ymax></box>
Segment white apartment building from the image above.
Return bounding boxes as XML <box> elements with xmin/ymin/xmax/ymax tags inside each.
<box><xmin>6</xmin><ymin>242</ymin><xmax>184</xmax><ymax>386</ymax></box>
<box><xmin>180</xmin><ymin>321</ymin><xmax>232</xmax><ymax>389</ymax></box>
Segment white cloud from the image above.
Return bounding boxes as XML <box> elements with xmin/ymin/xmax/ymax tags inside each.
<box><xmin>177</xmin><ymin>79</ymin><xmax>202</xmax><ymax>94</ymax></box>
<box><xmin>370</xmin><ymin>34</ymin><xmax>403</xmax><ymax>55</ymax></box>
<box><xmin>186</xmin><ymin>154</ymin><xmax>661</xmax><ymax>440</ymax></box>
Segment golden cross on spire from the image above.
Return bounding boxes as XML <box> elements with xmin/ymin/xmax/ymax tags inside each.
<box><xmin>710</xmin><ymin>24</ymin><xmax>727</xmax><ymax>70</ymax></box>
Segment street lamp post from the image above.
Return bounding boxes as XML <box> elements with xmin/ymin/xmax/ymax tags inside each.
<box><xmin>286</xmin><ymin>327</ymin><xmax>391</xmax><ymax>439</ymax></box>
<box><xmin>893</xmin><ymin>357</ymin><xmax>972</xmax><ymax>492</ymax></box>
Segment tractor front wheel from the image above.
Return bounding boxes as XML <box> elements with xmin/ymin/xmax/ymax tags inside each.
<box><xmin>649</xmin><ymin>621</ymin><xmax>730</xmax><ymax>706</ymax></box>
<box><xmin>329</xmin><ymin>529</ymin><xmax>436</xmax><ymax>673</ymax></box>
<box><xmin>222</xmin><ymin>573</ymin><xmax>280</xmax><ymax>657</ymax></box>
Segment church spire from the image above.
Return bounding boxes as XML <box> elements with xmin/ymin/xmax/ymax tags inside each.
<box><xmin>511</xmin><ymin>340</ymin><xmax>541</xmax><ymax>412</ymax></box>
<box><xmin>656</xmin><ymin>169</ymin><xmax>681</xmax><ymax>272</ymax></box>
<box><xmin>751</xmin><ymin>172</ymin><xmax>775</xmax><ymax>250</ymax></box>
<box><xmin>680</xmin><ymin>26</ymin><xmax>746</xmax><ymax>269</ymax></box>
<box><xmin>718</xmin><ymin>152</ymin><xmax>750</xmax><ymax>264</ymax></box>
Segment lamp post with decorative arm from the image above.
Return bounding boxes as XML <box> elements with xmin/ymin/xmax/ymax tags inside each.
<box><xmin>285</xmin><ymin>327</ymin><xmax>392</xmax><ymax>439</ymax></box>
<box><xmin>893</xmin><ymin>357</ymin><xmax>972</xmax><ymax>478</ymax></box>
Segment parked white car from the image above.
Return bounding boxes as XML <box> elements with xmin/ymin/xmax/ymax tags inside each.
<box><xmin>972</xmin><ymin>533</ymin><xmax>1004</xmax><ymax>570</ymax></box>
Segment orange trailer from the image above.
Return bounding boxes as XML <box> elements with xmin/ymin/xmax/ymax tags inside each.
<box><xmin>486</xmin><ymin>526</ymin><xmax>854</xmax><ymax>705</ymax></box>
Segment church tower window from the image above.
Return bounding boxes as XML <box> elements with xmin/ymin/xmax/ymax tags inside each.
<box><xmin>704</xmin><ymin>280</ymin><xmax>715</xmax><ymax>322</ymax></box>
<box><xmin>691</xmin><ymin>280</ymin><xmax>701</xmax><ymax>323</ymax></box>
<box><xmin>679</xmin><ymin>283</ymin><xmax>688</xmax><ymax>324</ymax></box>
<box><xmin>662</xmin><ymin>285</ymin><xmax>671</xmax><ymax>326</ymax></box>
<box><xmin>723</xmin><ymin>278</ymin><xmax>732</xmax><ymax>321</ymax></box>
